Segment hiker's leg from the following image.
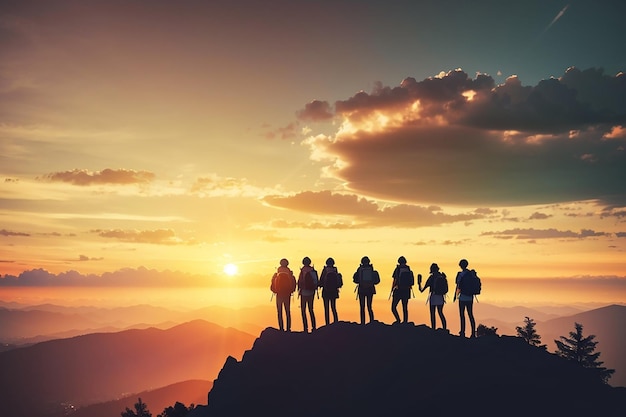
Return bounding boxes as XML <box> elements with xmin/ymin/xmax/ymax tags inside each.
<box><xmin>330</xmin><ymin>298</ymin><xmax>338</xmax><ymax>322</ymax></box>
<box><xmin>359</xmin><ymin>294</ymin><xmax>366</xmax><ymax>324</ymax></box>
<box><xmin>391</xmin><ymin>296</ymin><xmax>401</xmax><ymax>323</ymax></box>
<box><xmin>323</xmin><ymin>297</ymin><xmax>330</xmax><ymax>325</ymax></box>
<box><xmin>437</xmin><ymin>304</ymin><xmax>447</xmax><ymax>330</ymax></box>
<box><xmin>366</xmin><ymin>294</ymin><xmax>374</xmax><ymax>322</ymax></box>
<box><xmin>467</xmin><ymin>300</ymin><xmax>476</xmax><ymax>337</ymax></box>
<box><xmin>285</xmin><ymin>295</ymin><xmax>292</xmax><ymax>332</ymax></box>
<box><xmin>307</xmin><ymin>296</ymin><xmax>316</xmax><ymax>330</ymax></box>
<box><xmin>459</xmin><ymin>301</ymin><xmax>466</xmax><ymax>337</ymax></box>
<box><xmin>401</xmin><ymin>297</ymin><xmax>409</xmax><ymax>323</ymax></box>
<box><xmin>276</xmin><ymin>296</ymin><xmax>284</xmax><ymax>331</ymax></box>
<box><xmin>300</xmin><ymin>296</ymin><xmax>308</xmax><ymax>331</ymax></box>
<box><xmin>429</xmin><ymin>304</ymin><xmax>436</xmax><ymax>329</ymax></box>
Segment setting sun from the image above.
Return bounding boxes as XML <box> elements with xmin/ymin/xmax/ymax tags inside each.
<box><xmin>223</xmin><ymin>263</ymin><xmax>238</xmax><ymax>277</ymax></box>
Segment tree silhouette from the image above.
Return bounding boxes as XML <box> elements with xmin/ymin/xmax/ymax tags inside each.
<box><xmin>554</xmin><ymin>322</ymin><xmax>615</xmax><ymax>384</ymax></box>
<box><xmin>158</xmin><ymin>401</ymin><xmax>196</xmax><ymax>417</ymax></box>
<box><xmin>476</xmin><ymin>323</ymin><xmax>498</xmax><ymax>337</ymax></box>
<box><xmin>515</xmin><ymin>316</ymin><xmax>546</xmax><ymax>349</ymax></box>
<box><xmin>121</xmin><ymin>398</ymin><xmax>152</xmax><ymax>417</ymax></box>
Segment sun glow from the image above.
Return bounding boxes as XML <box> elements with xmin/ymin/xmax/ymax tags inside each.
<box><xmin>223</xmin><ymin>263</ymin><xmax>238</xmax><ymax>276</ymax></box>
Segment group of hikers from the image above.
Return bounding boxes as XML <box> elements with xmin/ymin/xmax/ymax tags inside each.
<box><xmin>270</xmin><ymin>255</ymin><xmax>482</xmax><ymax>338</ymax></box>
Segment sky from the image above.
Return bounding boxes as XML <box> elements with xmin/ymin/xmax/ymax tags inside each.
<box><xmin>1</xmin><ymin>0</ymin><xmax>626</xmax><ymax>307</ymax></box>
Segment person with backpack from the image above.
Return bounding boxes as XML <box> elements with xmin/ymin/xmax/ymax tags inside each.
<box><xmin>390</xmin><ymin>256</ymin><xmax>414</xmax><ymax>324</ymax></box>
<box><xmin>352</xmin><ymin>256</ymin><xmax>380</xmax><ymax>325</ymax></box>
<box><xmin>418</xmin><ymin>263</ymin><xmax>448</xmax><ymax>331</ymax></box>
<box><xmin>270</xmin><ymin>258</ymin><xmax>296</xmax><ymax>332</ymax></box>
<box><xmin>318</xmin><ymin>257</ymin><xmax>343</xmax><ymax>325</ymax></box>
<box><xmin>453</xmin><ymin>258</ymin><xmax>477</xmax><ymax>338</ymax></box>
<box><xmin>297</xmin><ymin>256</ymin><xmax>318</xmax><ymax>333</ymax></box>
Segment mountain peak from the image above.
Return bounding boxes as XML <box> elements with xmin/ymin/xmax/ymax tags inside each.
<box><xmin>198</xmin><ymin>321</ymin><xmax>625</xmax><ymax>417</ymax></box>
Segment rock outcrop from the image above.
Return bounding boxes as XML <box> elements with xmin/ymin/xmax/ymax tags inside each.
<box><xmin>197</xmin><ymin>321</ymin><xmax>626</xmax><ymax>417</ymax></box>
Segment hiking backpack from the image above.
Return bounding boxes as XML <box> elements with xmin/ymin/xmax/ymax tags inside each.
<box><xmin>324</xmin><ymin>268</ymin><xmax>340</xmax><ymax>291</ymax></box>
<box><xmin>273</xmin><ymin>271</ymin><xmax>295</xmax><ymax>295</ymax></box>
<box><xmin>397</xmin><ymin>267</ymin><xmax>414</xmax><ymax>290</ymax></box>
<box><xmin>459</xmin><ymin>269</ymin><xmax>481</xmax><ymax>295</ymax></box>
<box><xmin>359</xmin><ymin>267</ymin><xmax>379</xmax><ymax>288</ymax></box>
<box><xmin>432</xmin><ymin>272</ymin><xmax>448</xmax><ymax>295</ymax></box>
<box><xmin>303</xmin><ymin>268</ymin><xmax>318</xmax><ymax>291</ymax></box>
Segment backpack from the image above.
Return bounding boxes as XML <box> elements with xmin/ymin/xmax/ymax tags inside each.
<box><xmin>432</xmin><ymin>272</ymin><xmax>448</xmax><ymax>295</ymax></box>
<box><xmin>324</xmin><ymin>268</ymin><xmax>340</xmax><ymax>291</ymax></box>
<box><xmin>359</xmin><ymin>267</ymin><xmax>379</xmax><ymax>288</ymax></box>
<box><xmin>303</xmin><ymin>268</ymin><xmax>318</xmax><ymax>291</ymax></box>
<box><xmin>459</xmin><ymin>269</ymin><xmax>481</xmax><ymax>295</ymax></box>
<box><xmin>273</xmin><ymin>271</ymin><xmax>295</xmax><ymax>295</ymax></box>
<box><xmin>397</xmin><ymin>267</ymin><xmax>414</xmax><ymax>290</ymax></box>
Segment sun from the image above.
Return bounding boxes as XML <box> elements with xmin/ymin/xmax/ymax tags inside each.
<box><xmin>223</xmin><ymin>263</ymin><xmax>238</xmax><ymax>276</ymax></box>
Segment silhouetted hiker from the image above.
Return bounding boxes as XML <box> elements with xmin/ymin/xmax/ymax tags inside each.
<box><xmin>319</xmin><ymin>257</ymin><xmax>343</xmax><ymax>325</ymax></box>
<box><xmin>390</xmin><ymin>256</ymin><xmax>414</xmax><ymax>324</ymax></box>
<box><xmin>418</xmin><ymin>263</ymin><xmax>448</xmax><ymax>331</ymax></box>
<box><xmin>454</xmin><ymin>259</ymin><xmax>476</xmax><ymax>338</ymax></box>
<box><xmin>297</xmin><ymin>256</ymin><xmax>318</xmax><ymax>333</ymax></box>
<box><xmin>270</xmin><ymin>258</ymin><xmax>296</xmax><ymax>332</ymax></box>
<box><xmin>353</xmin><ymin>256</ymin><xmax>380</xmax><ymax>324</ymax></box>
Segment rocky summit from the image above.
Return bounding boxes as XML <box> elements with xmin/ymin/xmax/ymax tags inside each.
<box><xmin>194</xmin><ymin>321</ymin><xmax>626</xmax><ymax>417</ymax></box>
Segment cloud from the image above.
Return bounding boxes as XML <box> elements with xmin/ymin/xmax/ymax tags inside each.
<box><xmin>39</xmin><ymin>168</ymin><xmax>155</xmax><ymax>186</ymax></box>
<box><xmin>91</xmin><ymin>229</ymin><xmax>196</xmax><ymax>245</ymax></box>
<box><xmin>78</xmin><ymin>254</ymin><xmax>104</xmax><ymax>261</ymax></box>
<box><xmin>0</xmin><ymin>229</ymin><xmax>30</xmax><ymax>237</ymax></box>
<box><xmin>190</xmin><ymin>173</ymin><xmax>274</xmax><ymax>198</ymax></box>
<box><xmin>481</xmin><ymin>228</ymin><xmax>609</xmax><ymax>240</ymax></box>
<box><xmin>262</xmin><ymin>190</ymin><xmax>489</xmax><ymax>228</ymax></box>
<box><xmin>296</xmin><ymin>100</ymin><xmax>334</xmax><ymax>121</ymax></box>
<box><xmin>0</xmin><ymin>267</ymin><xmax>210</xmax><ymax>287</ymax></box>
<box><xmin>301</xmin><ymin>68</ymin><xmax>626</xmax><ymax>206</ymax></box>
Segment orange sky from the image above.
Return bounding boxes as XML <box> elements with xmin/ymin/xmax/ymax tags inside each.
<box><xmin>1</xmin><ymin>1</ymin><xmax>625</xmax><ymax>308</ymax></box>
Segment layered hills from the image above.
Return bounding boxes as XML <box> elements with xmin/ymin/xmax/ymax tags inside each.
<box><xmin>0</xmin><ymin>320</ymin><xmax>254</xmax><ymax>417</ymax></box>
<box><xmin>197</xmin><ymin>321</ymin><xmax>626</xmax><ymax>417</ymax></box>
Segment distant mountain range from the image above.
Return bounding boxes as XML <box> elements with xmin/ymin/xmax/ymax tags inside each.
<box><xmin>0</xmin><ymin>320</ymin><xmax>255</xmax><ymax>417</ymax></box>
<box><xmin>196</xmin><ymin>322</ymin><xmax>626</xmax><ymax>417</ymax></box>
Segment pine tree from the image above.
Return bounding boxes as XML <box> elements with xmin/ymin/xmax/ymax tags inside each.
<box><xmin>121</xmin><ymin>398</ymin><xmax>152</xmax><ymax>417</ymax></box>
<box><xmin>515</xmin><ymin>316</ymin><xmax>546</xmax><ymax>349</ymax></box>
<box><xmin>554</xmin><ymin>322</ymin><xmax>615</xmax><ymax>384</ymax></box>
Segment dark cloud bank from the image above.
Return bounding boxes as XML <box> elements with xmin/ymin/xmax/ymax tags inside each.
<box><xmin>298</xmin><ymin>67</ymin><xmax>626</xmax><ymax>207</ymax></box>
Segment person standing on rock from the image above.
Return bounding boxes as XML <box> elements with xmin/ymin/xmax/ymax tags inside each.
<box><xmin>353</xmin><ymin>256</ymin><xmax>380</xmax><ymax>325</ymax></box>
<box><xmin>390</xmin><ymin>256</ymin><xmax>414</xmax><ymax>324</ymax></box>
<box><xmin>454</xmin><ymin>259</ymin><xmax>476</xmax><ymax>338</ymax></box>
<box><xmin>297</xmin><ymin>256</ymin><xmax>318</xmax><ymax>333</ymax></box>
<box><xmin>318</xmin><ymin>257</ymin><xmax>343</xmax><ymax>325</ymax></box>
<box><xmin>270</xmin><ymin>258</ymin><xmax>296</xmax><ymax>332</ymax></box>
<box><xmin>418</xmin><ymin>262</ymin><xmax>448</xmax><ymax>331</ymax></box>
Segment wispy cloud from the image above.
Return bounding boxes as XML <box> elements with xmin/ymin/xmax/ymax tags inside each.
<box><xmin>39</xmin><ymin>169</ymin><xmax>155</xmax><ymax>186</ymax></box>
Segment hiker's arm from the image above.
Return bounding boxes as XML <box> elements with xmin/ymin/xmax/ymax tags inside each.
<box><xmin>417</xmin><ymin>274</ymin><xmax>424</xmax><ymax>292</ymax></box>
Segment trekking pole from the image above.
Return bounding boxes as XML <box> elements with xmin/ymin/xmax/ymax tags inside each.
<box><xmin>270</xmin><ymin>292</ymin><xmax>274</xmax><ymax>302</ymax></box>
<box><xmin>354</xmin><ymin>284</ymin><xmax>359</xmax><ymax>300</ymax></box>
<box><xmin>388</xmin><ymin>287</ymin><xmax>393</xmax><ymax>300</ymax></box>
<box><xmin>411</xmin><ymin>288</ymin><xmax>415</xmax><ymax>299</ymax></box>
